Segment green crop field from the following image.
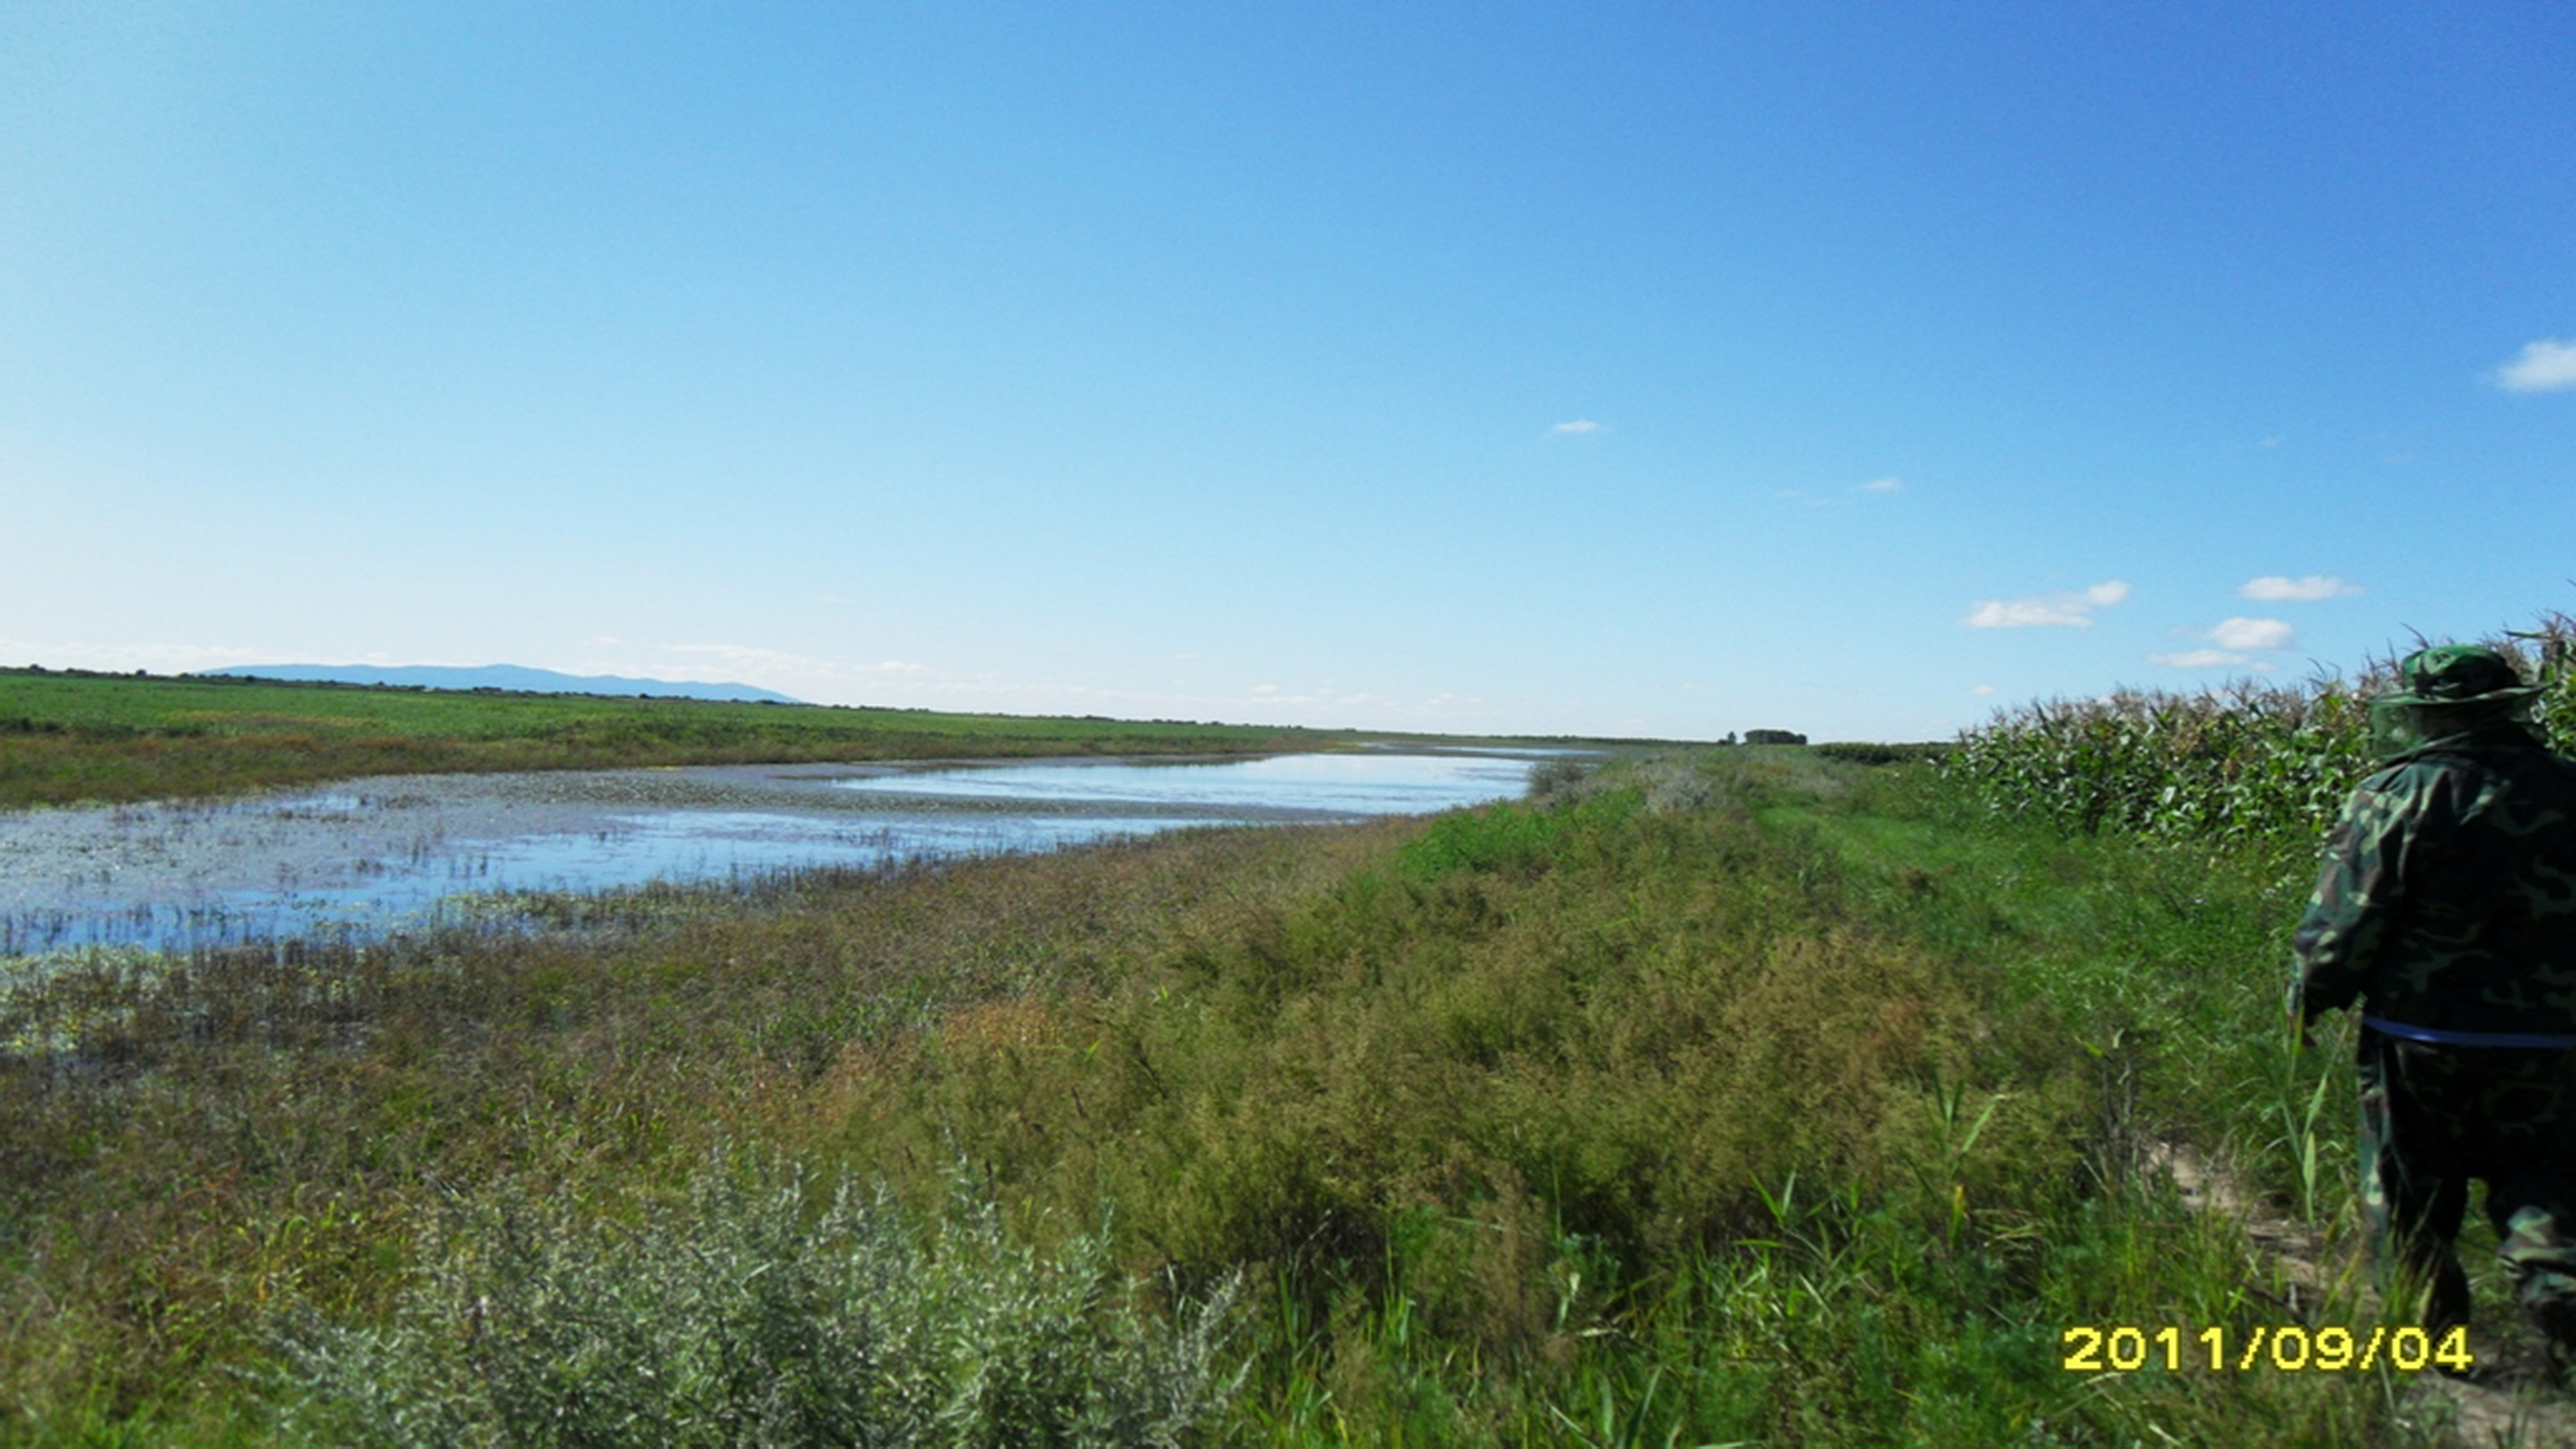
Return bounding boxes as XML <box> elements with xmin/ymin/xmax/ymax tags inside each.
<box><xmin>0</xmin><ymin>668</ymin><xmax>1372</xmax><ymax>808</ymax></box>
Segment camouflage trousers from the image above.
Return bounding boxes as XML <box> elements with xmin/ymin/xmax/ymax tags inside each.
<box><xmin>2359</xmin><ymin>1030</ymin><xmax>2576</xmax><ymax>1343</ymax></box>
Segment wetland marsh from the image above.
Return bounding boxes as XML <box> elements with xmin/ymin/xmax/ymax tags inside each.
<box><xmin>6</xmin><ymin>668</ymin><xmax>2453</xmax><ymax>1444</ymax></box>
<box><xmin>0</xmin><ymin>750</ymin><xmax>1553</xmax><ymax>956</ymax></box>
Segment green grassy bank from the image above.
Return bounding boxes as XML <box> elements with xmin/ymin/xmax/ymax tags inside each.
<box><xmin>0</xmin><ymin>668</ymin><xmax>1368</xmax><ymax>808</ymax></box>
<box><xmin>5</xmin><ymin>739</ymin><xmax>2479</xmax><ymax>1445</ymax></box>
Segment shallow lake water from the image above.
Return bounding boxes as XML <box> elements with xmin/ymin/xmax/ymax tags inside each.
<box><xmin>0</xmin><ymin>750</ymin><xmax>1566</xmax><ymax>957</ymax></box>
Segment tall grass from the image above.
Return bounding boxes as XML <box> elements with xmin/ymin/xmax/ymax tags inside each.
<box><xmin>0</xmin><ymin>826</ymin><xmax>1372</xmax><ymax>1441</ymax></box>
<box><xmin>270</xmin><ymin>1150</ymin><xmax>1242</xmax><ymax>1448</ymax></box>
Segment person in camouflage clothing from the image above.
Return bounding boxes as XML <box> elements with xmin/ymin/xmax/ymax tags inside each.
<box><xmin>2292</xmin><ymin>643</ymin><xmax>2576</xmax><ymax>1356</ymax></box>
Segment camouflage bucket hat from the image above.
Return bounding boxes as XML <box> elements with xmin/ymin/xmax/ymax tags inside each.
<box><xmin>2380</xmin><ymin>645</ymin><xmax>2542</xmax><ymax>708</ymax></box>
<box><xmin>2369</xmin><ymin>645</ymin><xmax>2544</xmax><ymax>761</ymax></box>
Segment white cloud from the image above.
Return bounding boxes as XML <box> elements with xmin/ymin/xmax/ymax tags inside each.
<box><xmin>2208</xmin><ymin>616</ymin><xmax>2295</xmax><ymax>651</ymax></box>
<box><xmin>1971</xmin><ymin>684</ymin><xmax>1996</xmax><ymax>696</ymax></box>
<box><xmin>2152</xmin><ymin>649</ymin><xmax>2275</xmax><ymax>670</ymax></box>
<box><xmin>1548</xmin><ymin>419</ymin><xmax>1602</xmax><ymax>436</ymax></box>
<box><xmin>2495</xmin><ymin>339</ymin><xmax>2576</xmax><ymax>393</ymax></box>
<box><xmin>1966</xmin><ymin>601</ymin><xmax>2083</xmax><ymax>628</ymax></box>
<box><xmin>1861</xmin><ymin>475</ymin><xmax>1904</xmax><ymax>493</ymax></box>
<box><xmin>1965</xmin><ymin>580</ymin><xmax>2132</xmax><ymax>629</ymax></box>
<box><xmin>2239</xmin><ymin>574</ymin><xmax>2362</xmax><ymax>601</ymax></box>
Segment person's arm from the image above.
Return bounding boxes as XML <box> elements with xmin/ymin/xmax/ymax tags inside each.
<box><xmin>2289</xmin><ymin>773</ymin><xmax>2413</xmax><ymax>1041</ymax></box>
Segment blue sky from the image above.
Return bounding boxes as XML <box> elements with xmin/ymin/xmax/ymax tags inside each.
<box><xmin>5</xmin><ymin>2</ymin><xmax>2572</xmax><ymax>741</ymax></box>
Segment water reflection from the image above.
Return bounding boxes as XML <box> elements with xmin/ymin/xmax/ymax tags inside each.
<box><xmin>0</xmin><ymin>751</ymin><xmax>1570</xmax><ymax>957</ymax></box>
<box><xmin>830</xmin><ymin>752</ymin><xmax>1539</xmax><ymax>815</ymax></box>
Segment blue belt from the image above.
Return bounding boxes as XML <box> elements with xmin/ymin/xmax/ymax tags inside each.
<box><xmin>2363</xmin><ymin>1015</ymin><xmax>2576</xmax><ymax>1050</ymax></box>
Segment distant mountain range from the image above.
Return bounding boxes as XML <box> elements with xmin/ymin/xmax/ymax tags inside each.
<box><xmin>195</xmin><ymin>663</ymin><xmax>804</xmax><ymax>704</ymax></box>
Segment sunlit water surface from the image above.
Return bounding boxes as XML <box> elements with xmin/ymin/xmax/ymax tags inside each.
<box><xmin>829</xmin><ymin>752</ymin><xmax>1537</xmax><ymax>813</ymax></box>
<box><xmin>0</xmin><ymin>751</ymin><xmax>1564</xmax><ymax>957</ymax></box>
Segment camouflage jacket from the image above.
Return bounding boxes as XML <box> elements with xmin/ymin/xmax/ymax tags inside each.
<box><xmin>2293</xmin><ymin>726</ymin><xmax>2576</xmax><ymax>1038</ymax></box>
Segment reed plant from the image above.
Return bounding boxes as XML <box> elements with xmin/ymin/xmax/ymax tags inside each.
<box><xmin>0</xmin><ymin>826</ymin><xmax>1372</xmax><ymax>1441</ymax></box>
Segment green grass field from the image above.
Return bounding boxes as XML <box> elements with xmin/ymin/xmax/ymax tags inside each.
<box><xmin>0</xmin><ymin>668</ymin><xmax>1369</xmax><ymax>807</ymax></box>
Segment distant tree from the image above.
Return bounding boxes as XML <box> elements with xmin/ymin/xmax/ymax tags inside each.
<box><xmin>1742</xmin><ymin>728</ymin><xmax>1808</xmax><ymax>746</ymax></box>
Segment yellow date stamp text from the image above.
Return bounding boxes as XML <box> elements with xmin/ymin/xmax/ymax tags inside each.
<box><xmin>2061</xmin><ymin>1324</ymin><xmax>2471</xmax><ymax>1374</ymax></box>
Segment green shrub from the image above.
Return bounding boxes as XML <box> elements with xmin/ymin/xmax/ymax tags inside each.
<box><xmin>1812</xmin><ymin>741</ymin><xmax>1951</xmax><ymax>767</ymax></box>
<box><xmin>1393</xmin><ymin>790</ymin><xmax>1639</xmax><ymax>883</ymax></box>
<box><xmin>1522</xmin><ymin>754</ymin><xmax>1595</xmax><ymax>800</ymax></box>
<box><xmin>270</xmin><ymin>1151</ymin><xmax>1242</xmax><ymax>1448</ymax></box>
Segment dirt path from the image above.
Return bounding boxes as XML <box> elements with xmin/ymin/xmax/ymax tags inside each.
<box><xmin>2158</xmin><ymin>1144</ymin><xmax>2576</xmax><ymax>1446</ymax></box>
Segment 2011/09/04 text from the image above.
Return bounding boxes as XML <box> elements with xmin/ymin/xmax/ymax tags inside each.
<box><xmin>2061</xmin><ymin>1325</ymin><xmax>2471</xmax><ymax>1374</ymax></box>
